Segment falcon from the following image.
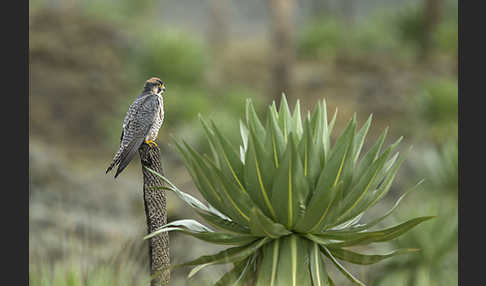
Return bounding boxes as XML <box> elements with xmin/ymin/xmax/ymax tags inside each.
<box><xmin>106</xmin><ymin>77</ymin><xmax>166</xmax><ymax>178</ymax></box>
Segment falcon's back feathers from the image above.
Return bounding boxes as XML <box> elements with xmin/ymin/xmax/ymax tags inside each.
<box><xmin>106</xmin><ymin>92</ymin><xmax>161</xmax><ymax>178</ymax></box>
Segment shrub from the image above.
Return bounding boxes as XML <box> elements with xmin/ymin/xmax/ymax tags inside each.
<box><xmin>414</xmin><ymin>77</ymin><xmax>458</xmax><ymax>142</ymax></box>
<box><xmin>298</xmin><ymin>19</ymin><xmax>346</xmax><ymax>60</ymax></box>
<box><xmin>134</xmin><ymin>29</ymin><xmax>208</xmax><ymax>87</ymax></box>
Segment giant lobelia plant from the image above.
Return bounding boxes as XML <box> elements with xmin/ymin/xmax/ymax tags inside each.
<box><xmin>145</xmin><ymin>95</ymin><xmax>433</xmax><ymax>285</ymax></box>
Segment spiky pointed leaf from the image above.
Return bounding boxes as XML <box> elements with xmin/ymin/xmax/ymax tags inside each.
<box><xmin>196</xmin><ymin>210</ymin><xmax>250</xmax><ymax>234</ymax></box>
<box><xmin>246</xmin><ymin>99</ymin><xmax>267</xmax><ymax>145</ymax></box>
<box><xmin>271</xmin><ymin>135</ymin><xmax>310</xmax><ymax>229</ymax></box>
<box><xmin>273</xmin><ymin>235</ymin><xmax>313</xmax><ymax>286</ymax></box>
<box><xmin>175</xmin><ymin>237</ymin><xmax>271</xmax><ymax>271</ymax></box>
<box><xmin>267</xmin><ymin>103</ymin><xmax>286</xmax><ymax>168</ymax></box>
<box><xmin>328</xmin><ymin>247</ymin><xmax>420</xmax><ymax>265</ymax></box>
<box><xmin>249</xmin><ymin>207</ymin><xmax>291</xmax><ymax>238</ymax></box>
<box><xmin>315</xmin><ymin>116</ymin><xmax>356</xmax><ymax>196</ymax></box>
<box><xmin>214</xmin><ymin>256</ymin><xmax>255</xmax><ymax>286</ymax></box>
<box><xmin>342</xmin><ymin>179</ymin><xmax>424</xmax><ymax>233</ymax></box>
<box><xmin>255</xmin><ymin>239</ymin><xmax>280</xmax><ymax>286</ymax></box>
<box><xmin>352</xmin><ymin>114</ymin><xmax>373</xmax><ymax>164</ymax></box>
<box><xmin>278</xmin><ymin>94</ymin><xmax>292</xmax><ymax>142</ymax></box>
<box><xmin>182</xmin><ymin>141</ymin><xmax>252</xmax><ymax>224</ymax></box>
<box><xmin>145</xmin><ymin>219</ymin><xmax>258</xmax><ymax>246</ymax></box>
<box><xmin>145</xmin><ymin>167</ymin><xmax>212</xmax><ymax>215</ymax></box>
<box><xmin>321</xmin><ymin>246</ymin><xmax>365</xmax><ymax>286</ymax></box>
<box><xmin>172</xmin><ymin>140</ymin><xmax>227</xmax><ymax>215</ymax></box>
<box><xmin>244</xmin><ymin>126</ymin><xmax>278</xmax><ymax>220</ymax></box>
<box><xmin>355</xmin><ymin>127</ymin><xmax>388</xmax><ymax>179</ymax></box>
<box><xmin>210</xmin><ymin>120</ymin><xmax>248</xmax><ymax>194</ymax></box>
<box><xmin>325</xmin><ymin>216</ymin><xmax>435</xmax><ymax>248</ymax></box>
<box><xmin>310</xmin><ymin>242</ymin><xmax>330</xmax><ymax>286</ymax></box>
<box><xmin>195</xmin><ymin>209</ymin><xmax>250</xmax><ymax>234</ymax></box>
<box><xmin>336</xmin><ymin>146</ymin><xmax>393</xmax><ymax>221</ymax></box>
<box><xmin>292</xmin><ymin>99</ymin><xmax>304</xmax><ymax>138</ymax></box>
<box><xmin>294</xmin><ymin>182</ymin><xmax>343</xmax><ymax>233</ymax></box>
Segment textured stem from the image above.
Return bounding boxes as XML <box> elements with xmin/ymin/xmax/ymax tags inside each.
<box><xmin>139</xmin><ymin>143</ymin><xmax>170</xmax><ymax>286</ymax></box>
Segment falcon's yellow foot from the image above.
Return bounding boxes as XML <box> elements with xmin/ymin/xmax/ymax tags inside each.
<box><xmin>144</xmin><ymin>140</ymin><xmax>158</xmax><ymax>147</ymax></box>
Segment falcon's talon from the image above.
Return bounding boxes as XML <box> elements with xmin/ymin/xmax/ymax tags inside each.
<box><xmin>145</xmin><ymin>140</ymin><xmax>158</xmax><ymax>147</ymax></box>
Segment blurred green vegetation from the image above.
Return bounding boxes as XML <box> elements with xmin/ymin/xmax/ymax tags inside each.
<box><xmin>394</xmin><ymin>0</ymin><xmax>458</xmax><ymax>56</ymax></box>
<box><xmin>30</xmin><ymin>263</ymin><xmax>150</xmax><ymax>286</ymax></box>
<box><xmin>29</xmin><ymin>8</ymin><xmax>130</xmax><ymax>151</ymax></box>
<box><xmin>417</xmin><ymin>79</ymin><xmax>458</xmax><ymax>125</ymax></box>
<box><xmin>298</xmin><ymin>18</ymin><xmax>345</xmax><ymax>60</ymax></box>
<box><xmin>409</xmin><ymin>77</ymin><xmax>458</xmax><ymax>143</ymax></box>
<box><xmin>416</xmin><ymin>79</ymin><xmax>459</xmax><ymax>132</ymax></box>
<box><xmin>422</xmin><ymin>140</ymin><xmax>458</xmax><ymax>195</ymax></box>
<box><xmin>131</xmin><ymin>29</ymin><xmax>208</xmax><ymax>87</ymax></box>
<box><xmin>29</xmin><ymin>0</ymin><xmax>458</xmax><ymax>155</ymax></box>
<box><xmin>372</xmin><ymin>192</ymin><xmax>457</xmax><ymax>286</ymax></box>
<box><xmin>298</xmin><ymin>0</ymin><xmax>457</xmax><ymax>64</ymax></box>
<box><xmin>373</xmin><ymin>205</ymin><xmax>458</xmax><ymax>286</ymax></box>
<box><xmin>298</xmin><ymin>15</ymin><xmax>413</xmax><ymax>63</ymax></box>
<box><xmin>370</xmin><ymin>135</ymin><xmax>458</xmax><ymax>286</ymax></box>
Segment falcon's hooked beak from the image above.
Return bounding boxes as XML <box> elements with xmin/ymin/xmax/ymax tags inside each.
<box><xmin>158</xmin><ymin>83</ymin><xmax>166</xmax><ymax>95</ymax></box>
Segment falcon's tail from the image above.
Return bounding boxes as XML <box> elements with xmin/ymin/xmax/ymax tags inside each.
<box><xmin>106</xmin><ymin>160</ymin><xmax>118</xmax><ymax>174</ymax></box>
<box><xmin>106</xmin><ymin>147</ymin><xmax>124</xmax><ymax>174</ymax></box>
<box><xmin>113</xmin><ymin>137</ymin><xmax>145</xmax><ymax>178</ymax></box>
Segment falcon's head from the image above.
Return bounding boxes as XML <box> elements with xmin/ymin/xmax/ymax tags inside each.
<box><xmin>144</xmin><ymin>77</ymin><xmax>166</xmax><ymax>95</ymax></box>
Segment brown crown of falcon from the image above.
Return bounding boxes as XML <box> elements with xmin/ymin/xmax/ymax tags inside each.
<box><xmin>106</xmin><ymin>77</ymin><xmax>166</xmax><ymax>178</ymax></box>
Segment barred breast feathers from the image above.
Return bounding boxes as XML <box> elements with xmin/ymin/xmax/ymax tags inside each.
<box><xmin>107</xmin><ymin>93</ymin><xmax>160</xmax><ymax>178</ymax></box>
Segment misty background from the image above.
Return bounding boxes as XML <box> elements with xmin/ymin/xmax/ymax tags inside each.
<box><xmin>29</xmin><ymin>0</ymin><xmax>457</xmax><ymax>285</ymax></box>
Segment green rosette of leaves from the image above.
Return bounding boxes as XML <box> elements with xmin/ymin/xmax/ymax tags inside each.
<box><xmin>145</xmin><ymin>95</ymin><xmax>433</xmax><ymax>285</ymax></box>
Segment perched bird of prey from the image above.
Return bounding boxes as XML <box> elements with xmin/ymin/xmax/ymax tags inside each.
<box><xmin>106</xmin><ymin>77</ymin><xmax>166</xmax><ymax>178</ymax></box>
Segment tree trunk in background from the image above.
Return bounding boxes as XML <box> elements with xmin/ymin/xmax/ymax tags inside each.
<box><xmin>268</xmin><ymin>0</ymin><xmax>295</xmax><ymax>106</ymax></box>
<box><xmin>340</xmin><ymin>0</ymin><xmax>356</xmax><ymax>25</ymax></box>
<box><xmin>139</xmin><ymin>144</ymin><xmax>170</xmax><ymax>286</ymax></box>
<box><xmin>209</xmin><ymin>0</ymin><xmax>229</xmax><ymax>53</ymax></box>
<box><xmin>313</xmin><ymin>0</ymin><xmax>330</xmax><ymax>17</ymax></box>
<box><xmin>208</xmin><ymin>0</ymin><xmax>230</xmax><ymax>89</ymax></box>
<box><xmin>422</xmin><ymin>0</ymin><xmax>444</xmax><ymax>61</ymax></box>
